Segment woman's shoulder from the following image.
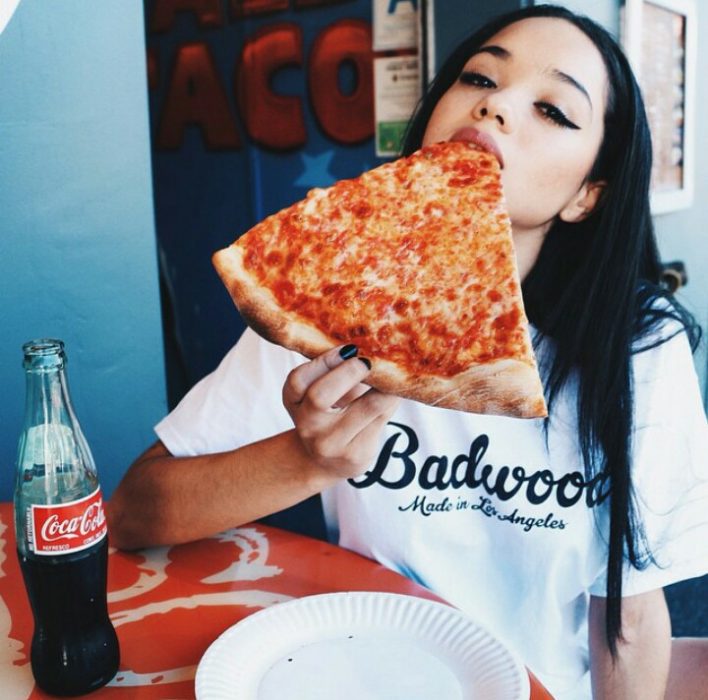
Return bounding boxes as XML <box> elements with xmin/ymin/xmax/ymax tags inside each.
<box><xmin>632</xmin><ymin>291</ymin><xmax>700</xmax><ymax>352</ymax></box>
<box><xmin>631</xmin><ymin>299</ymin><xmax>704</xmax><ymax>424</ymax></box>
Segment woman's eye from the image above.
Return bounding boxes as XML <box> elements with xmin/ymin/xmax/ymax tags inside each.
<box><xmin>536</xmin><ymin>102</ymin><xmax>580</xmax><ymax>130</ymax></box>
<box><xmin>459</xmin><ymin>71</ymin><xmax>496</xmax><ymax>89</ymax></box>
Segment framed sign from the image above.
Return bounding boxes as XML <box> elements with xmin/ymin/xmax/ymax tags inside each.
<box><xmin>622</xmin><ymin>0</ymin><xmax>696</xmax><ymax>214</ymax></box>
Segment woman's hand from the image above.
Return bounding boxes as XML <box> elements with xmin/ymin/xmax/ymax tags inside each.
<box><xmin>283</xmin><ymin>345</ymin><xmax>400</xmax><ymax>481</ymax></box>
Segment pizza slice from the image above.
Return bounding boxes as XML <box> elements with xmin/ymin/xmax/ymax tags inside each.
<box><xmin>213</xmin><ymin>140</ymin><xmax>547</xmax><ymax>418</ymax></box>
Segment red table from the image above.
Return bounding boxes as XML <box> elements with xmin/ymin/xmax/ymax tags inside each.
<box><xmin>0</xmin><ymin>503</ymin><xmax>552</xmax><ymax>699</ymax></box>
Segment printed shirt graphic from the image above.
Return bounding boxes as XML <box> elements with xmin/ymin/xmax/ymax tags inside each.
<box><xmin>321</xmin><ymin>399</ymin><xmax>606</xmax><ymax>698</ymax></box>
<box><xmin>156</xmin><ymin>326</ymin><xmax>708</xmax><ymax>700</ymax></box>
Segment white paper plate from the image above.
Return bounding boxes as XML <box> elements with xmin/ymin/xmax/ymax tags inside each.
<box><xmin>195</xmin><ymin>591</ymin><xmax>529</xmax><ymax>700</ymax></box>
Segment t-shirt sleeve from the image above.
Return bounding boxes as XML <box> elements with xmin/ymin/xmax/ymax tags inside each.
<box><xmin>590</xmin><ymin>324</ymin><xmax>708</xmax><ymax>597</ymax></box>
<box><xmin>155</xmin><ymin>328</ymin><xmax>304</xmax><ymax>457</ymax></box>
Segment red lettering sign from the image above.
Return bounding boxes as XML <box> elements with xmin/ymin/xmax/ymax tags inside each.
<box><xmin>158</xmin><ymin>42</ymin><xmax>241</xmax><ymax>150</ymax></box>
<box><xmin>237</xmin><ymin>24</ymin><xmax>306</xmax><ymax>150</ymax></box>
<box><xmin>150</xmin><ymin>0</ymin><xmax>224</xmax><ymax>32</ymax></box>
<box><xmin>151</xmin><ymin>15</ymin><xmax>376</xmax><ymax>149</ymax></box>
<box><xmin>309</xmin><ymin>19</ymin><xmax>374</xmax><ymax>144</ymax></box>
<box><xmin>295</xmin><ymin>0</ymin><xmax>354</xmax><ymax>6</ymax></box>
<box><xmin>147</xmin><ymin>47</ymin><xmax>159</xmax><ymax>91</ymax></box>
<box><xmin>230</xmin><ymin>0</ymin><xmax>288</xmax><ymax>19</ymax></box>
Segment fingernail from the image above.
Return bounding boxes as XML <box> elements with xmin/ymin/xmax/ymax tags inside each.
<box><xmin>339</xmin><ymin>344</ymin><xmax>358</xmax><ymax>360</ymax></box>
<box><xmin>358</xmin><ymin>357</ymin><xmax>372</xmax><ymax>370</ymax></box>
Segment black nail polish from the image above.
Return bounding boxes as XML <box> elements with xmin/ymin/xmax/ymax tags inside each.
<box><xmin>358</xmin><ymin>357</ymin><xmax>372</xmax><ymax>370</ymax></box>
<box><xmin>339</xmin><ymin>344</ymin><xmax>358</xmax><ymax>359</ymax></box>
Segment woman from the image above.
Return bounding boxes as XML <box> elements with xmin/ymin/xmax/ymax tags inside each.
<box><xmin>108</xmin><ymin>5</ymin><xmax>708</xmax><ymax>698</ymax></box>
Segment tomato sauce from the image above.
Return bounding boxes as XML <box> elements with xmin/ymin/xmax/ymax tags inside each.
<box><xmin>237</xmin><ymin>139</ymin><xmax>525</xmax><ymax>378</ymax></box>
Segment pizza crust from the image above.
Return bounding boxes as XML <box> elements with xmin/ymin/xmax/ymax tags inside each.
<box><xmin>213</xmin><ymin>244</ymin><xmax>335</xmax><ymax>355</ymax></box>
<box><xmin>213</xmin><ymin>244</ymin><xmax>547</xmax><ymax>418</ymax></box>
<box><xmin>368</xmin><ymin>354</ymin><xmax>546</xmax><ymax>418</ymax></box>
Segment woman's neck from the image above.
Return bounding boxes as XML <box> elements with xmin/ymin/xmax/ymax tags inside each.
<box><xmin>512</xmin><ymin>224</ymin><xmax>549</xmax><ymax>281</ymax></box>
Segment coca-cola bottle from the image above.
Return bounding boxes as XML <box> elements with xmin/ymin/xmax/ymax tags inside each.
<box><xmin>14</xmin><ymin>339</ymin><xmax>120</xmax><ymax>696</ymax></box>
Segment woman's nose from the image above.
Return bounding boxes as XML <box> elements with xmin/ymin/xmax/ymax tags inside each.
<box><xmin>473</xmin><ymin>97</ymin><xmax>512</xmax><ymax>131</ymax></box>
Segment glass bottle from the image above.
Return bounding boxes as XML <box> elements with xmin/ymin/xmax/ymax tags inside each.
<box><xmin>14</xmin><ymin>339</ymin><xmax>120</xmax><ymax>696</ymax></box>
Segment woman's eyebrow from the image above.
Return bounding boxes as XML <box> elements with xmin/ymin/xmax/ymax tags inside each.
<box><xmin>470</xmin><ymin>45</ymin><xmax>593</xmax><ymax>112</ymax></box>
<box><xmin>471</xmin><ymin>45</ymin><xmax>510</xmax><ymax>60</ymax></box>
<box><xmin>548</xmin><ymin>68</ymin><xmax>593</xmax><ymax>111</ymax></box>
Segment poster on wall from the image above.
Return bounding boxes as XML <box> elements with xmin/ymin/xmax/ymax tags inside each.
<box><xmin>371</xmin><ymin>0</ymin><xmax>421</xmax><ymax>156</ymax></box>
<box><xmin>372</xmin><ymin>0</ymin><xmax>418</xmax><ymax>50</ymax></box>
<box><xmin>374</xmin><ymin>55</ymin><xmax>420</xmax><ymax>156</ymax></box>
<box><xmin>622</xmin><ymin>0</ymin><xmax>696</xmax><ymax>214</ymax></box>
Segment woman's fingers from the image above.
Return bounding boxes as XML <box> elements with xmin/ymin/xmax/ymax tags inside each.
<box><xmin>324</xmin><ymin>389</ymin><xmax>400</xmax><ymax>449</ymax></box>
<box><xmin>332</xmin><ymin>382</ymin><xmax>371</xmax><ymax>409</ymax></box>
<box><xmin>299</xmin><ymin>388</ymin><xmax>400</xmax><ymax>477</ymax></box>
<box><xmin>281</xmin><ymin>344</ymin><xmax>400</xmax><ymax>480</ymax></box>
<box><xmin>349</xmin><ymin>395</ymin><xmax>401</xmax><ymax>460</ymax></box>
<box><xmin>283</xmin><ymin>345</ymin><xmax>369</xmax><ymax>410</ymax></box>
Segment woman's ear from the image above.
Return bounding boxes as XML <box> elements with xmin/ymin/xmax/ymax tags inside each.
<box><xmin>559</xmin><ymin>180</ymin><xmax>606</xmax><ymax>223</ymax></box>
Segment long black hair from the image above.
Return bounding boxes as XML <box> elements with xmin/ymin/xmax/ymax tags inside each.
<box><xmin>403</xmin><ymin>4</ymin><xmax>701</xmax><ymax>654</ymax></box>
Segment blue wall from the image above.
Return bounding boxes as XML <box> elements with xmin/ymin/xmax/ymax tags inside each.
<box><xmin>0</xmin><ymin>1</ymin><xmax>166</xmax><ymax>500</ymax></box>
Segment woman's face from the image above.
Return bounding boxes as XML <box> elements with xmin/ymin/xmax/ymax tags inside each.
<box><xmin>423</xmin><ymin>17</ymin><xmax>608</xmax><ymax>241</ymax></box>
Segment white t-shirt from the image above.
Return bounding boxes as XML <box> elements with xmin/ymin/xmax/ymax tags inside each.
<box><xmin>156</xmin><ymin>326</ymin><xmax>708</xmax><ymax>699</ymax></box>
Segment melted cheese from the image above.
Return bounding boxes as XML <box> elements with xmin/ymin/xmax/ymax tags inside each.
<box><xmin>239</xmin><ymin>141</ymin><xmax>531</xmax><ymax>378</ymax></box>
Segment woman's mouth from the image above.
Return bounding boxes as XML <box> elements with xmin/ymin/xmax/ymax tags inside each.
<box><xmin>450</xmin><ymin>128</ymin><xmax>504</xmax><ymax>168</ymax></box>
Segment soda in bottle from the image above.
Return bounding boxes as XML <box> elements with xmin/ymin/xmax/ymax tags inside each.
<box><xmin>13</xmin><ymin>339</ymin><xmax>120</xmax><ymax>696</ymax></box>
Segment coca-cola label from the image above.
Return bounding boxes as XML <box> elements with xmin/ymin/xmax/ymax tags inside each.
<box><xmin>29</xmin><ymin>487</ymin><xmax>107</xmax><ymax>555</ymax></box>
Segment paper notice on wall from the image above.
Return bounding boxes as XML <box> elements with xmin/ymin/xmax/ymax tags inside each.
<box><xmin>374</xmin><ymin>56</ymin><xmax>421</xmax><ymax>157</ymax></box>
<box><xmin>373</xmin><ymin>0</ymin><xmax>419</xmax><ymax>51</ymax></box>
